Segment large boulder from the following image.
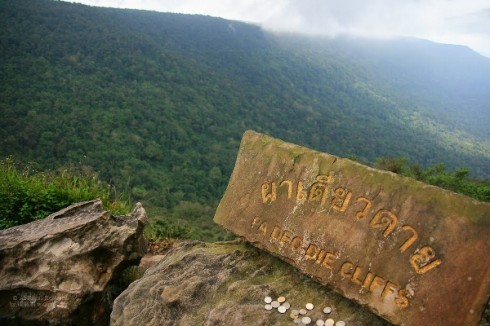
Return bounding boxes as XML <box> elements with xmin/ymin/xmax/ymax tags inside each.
<box><xmin>111</xmin><ymin>240</ymin><xmax>390</xmax><ymax>326</ymax></box>
<box><xmin>0</xmin><ymin>200</ymin><xmax>147</xmax><ymax>325</ymax></box>
<box><xmin>214</xmin><ymin>130</ymin><xmax>490</xmax><ymax>326</ymax></box>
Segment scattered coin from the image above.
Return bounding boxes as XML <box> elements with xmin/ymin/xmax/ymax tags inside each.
<box><xmin>325</xmin><ymin>318</ymin><xmax>335</xmax><ymax>326</ymax></box>
<box><xmin>263</xmin><ymin>294</ymin><xmax>339</xmax><ymax>325</ymax></box>
<box><xmin>323</xmin><ymin>306</ymin><xmax>332</xmax><ymax>314</ymax></box>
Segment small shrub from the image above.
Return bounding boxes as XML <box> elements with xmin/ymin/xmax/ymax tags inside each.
<box><xmin>145</xmin><ymin>218</ymin><xmax>192</xmax><ymax>241</ymax></box>
<box><xmin>120</xmin><ymin>265</ymin><xmax>144</xmax><ymax>285</ymax></box>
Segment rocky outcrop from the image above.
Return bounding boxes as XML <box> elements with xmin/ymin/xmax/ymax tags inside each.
<box><xmin>111</xmin><ymin>240</ymin><xmax>390</xmax><ymax>326</ymax></box>
<box><xmin>0</xmin><ymin>200</ymin><xmax>147</xmax><ymax>325</ymax></box>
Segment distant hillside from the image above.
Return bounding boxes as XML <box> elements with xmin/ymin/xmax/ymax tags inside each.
<box><xmin>275</xmin><ymin>35</ymin><xmax>490</xmax><ymax>168</ymax></box>
<box><xmin>1</xmin><ymin>0</ymin><xmax>489</xmax><ymax>215</ymax></box>
<box><xmin>334</xmin><ymin>37</ymin><xmax>490</xmax><ymax>139</ymax></box>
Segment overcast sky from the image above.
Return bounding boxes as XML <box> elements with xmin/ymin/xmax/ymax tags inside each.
<box><xmin>66</xmin><ymin>0</ymin><xmax>490</xmax><ymax>57</ymax></box>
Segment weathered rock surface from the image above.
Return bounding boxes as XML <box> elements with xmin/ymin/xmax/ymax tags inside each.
<box><xmin>0</xmin><ymin>200</ymin><xmax>147</xmax><ymax>325</ymax></box>
<box><xmin>214</xmin><ymin>130</ymin><xmax>490</xmax><ymax>325</ymax></box>
<box><xmin>111</xmin><ymin>240</ymin><xmax>391</xmax><ymax>325</ymax></box>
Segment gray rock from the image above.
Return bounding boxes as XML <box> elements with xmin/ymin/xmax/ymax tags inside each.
<box><xmin>111</xmin><ymin>240</ymin><xmax>391</xmax><ymax>326</ymax></box>
<box><xmin>0</xmin><ymin>200</ymin><xmax>147</xmax><ymax>325</ymax></box>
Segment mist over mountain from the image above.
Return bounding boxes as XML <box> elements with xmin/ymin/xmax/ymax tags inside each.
<box><xmin>1</xmin><ymin>0</ymin><xmax>489</xmax><ymax>215</ymax></box>
<box><xmin>334</xmin><ymin>36</ymin><xmax>490</xmax><ymax>138</ymax></box>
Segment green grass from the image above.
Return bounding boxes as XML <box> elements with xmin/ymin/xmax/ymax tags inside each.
<box><xmin>0</xmin><ymin>157</ymin><xmax>129</xmax><ymax>229</ymax></box>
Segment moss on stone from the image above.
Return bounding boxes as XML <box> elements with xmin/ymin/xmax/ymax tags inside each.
<box><xmin>112</xmin><ymin>240</ymin><xmax>392</xmax><ymax>325</ymax></box>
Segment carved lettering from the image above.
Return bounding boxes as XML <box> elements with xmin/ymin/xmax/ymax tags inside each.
<box><xmin>399</xmin><ymin>225</ymin><xmax>418</xmax><ymax>253</ymax></box>
<box><xmin>340</xmin><ymin>261</ymin><xmax>354</xmax><ymax>278</ymax></box>
<box><xmin>369</xmin><ymin>275</ymin><xmax>386</xmax><ymax>293</ymax></box>
<box><xmin>355</xmin><ymin>196</ymin><xmax>372</xmax><ymax>220</ymax></box>
<box><xmin>271</xmin><ymin>226</ymin><xmax>287</xmax><ymax>244</ymax></box>
<box><xmin>352</xmin><ymin>266</ymin><xmax>366</xmax><ymax>285</ymax></box>
<box><xmin>321</xmin><ymin>252</ymin><xmax>336</xmax><ymax>269</ymax></box>
<box><xmin>410</xmin><ymin>246</ymin><xmax>442</xmax><ymax>274</ymax></box>
<box><xmin>316</xmin><ymin>249</ymin><xmax>328</xmax><ymax>264</ymax></box>
<box><xmin>304</xmin><ymin>243</ymin><xmax>336</xmax><ymax>269</ymax></box>
<box><xmin>395</xmin><ymin>288</ymin><xmax>410</xmax><ymax>308</ymax></box>
<box><xmin>362</xmin><ymin>271</ymin><xmax>375</xmax><ymax>289</ymax></box>
<box><xmin>381</xmin><ymin>281</ymin><xmax>398</xmax><ymax>299</ymax></box>
<box><xmin>270</xmin><ymin>226</ymin><xmax>282</xmax><ymax>240</ymax></box>
<box><xmin>370</xmin><ymin>209</ymin><xmax>398</xmax><ymax>237</ymax></box>
<box><xmin>256</xmin><ymin>173</ymin><xmax>444</xmax><ymax>288</ymax></box>
<box><xmin>251</xmin><ymin>216</ymin><xmax>261</xmax><ymax>228</ymax></box>
<box><xmin>264</xmin><ymin>222</ymin><xmax>306</xmax><ymax>253</ymax></box>
<box><xmin>280</xmin><ymin>229</ymin><xmax>293</xmax><ymax>246</ymax></box>
<box><xmin>279</xmin><ymin>180</ymin><xmax>293</xmax><ymax>199</ymax></box>
<box><xmin>305</xmin><ymin>243</ymin><xmax>319</xmax><ymax>260</ymax></box>
<box><xmin>308</xmin><ymin>174</ymin><xmax>333</xmax><ymax>206</ymax></box>
<box><xmin>337</xmin><ymin>261</ymin><xmax>411</xmax><ymax>308</ymax></box>
<box><xmin>261</xmin><ymin>182</ymin><xmax>277</xmax><ymax>203</ymax></box>
<box><xmin>332</xmin><ymin>187</ymin><xmax>353</xmax><ymax>212</ymax></box>
<box><xmin>296</xmin><ymin>181</ymin><xmax>306</xmax><ymax>201</ymax></box>
<box><xmin>251</xmin><ymin>211</ymin><xmax>416</xmax><ymax>309</ymax></box>
<box><xmin>252</xmin><ymin>169</ymin><xmax>441</xmax><ymax>313</ymax></box>
<box><xmin>291</xmin><ymin>236</ymin><xmax>303</xmax><ymax>251</ymax></box>
<box><xmin>258</xmin><ymin>222</ymin><xmax>268</xmax><ymax>235</ymax></box>
<box><xmin>308</xmin><ymin>184</ymin><xmax>326</xmax><ymax>203</ymax></box>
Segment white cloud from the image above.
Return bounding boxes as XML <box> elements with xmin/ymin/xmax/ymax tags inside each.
<box><xmin>66</xmin><ymin>0</ymin><xmax>490</xmax><ymax>57</ymax></box>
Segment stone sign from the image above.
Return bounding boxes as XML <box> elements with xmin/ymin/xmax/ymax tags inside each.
<box><xmin>214</xmin><ymin>130</ymin><xmax>490</xmax><ymax>325</ymax></box>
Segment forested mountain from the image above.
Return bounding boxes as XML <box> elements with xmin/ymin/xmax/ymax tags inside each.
<box><xmin>1</xmin><ymin>0</ymin><xmax>489</xmax><ymax>221</ymax></box>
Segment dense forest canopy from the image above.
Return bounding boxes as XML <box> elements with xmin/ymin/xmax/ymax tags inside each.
<box><xmin>1</xmin><ymin>0</ymin><xmax>489</xmax><ymax>238</ymax></box>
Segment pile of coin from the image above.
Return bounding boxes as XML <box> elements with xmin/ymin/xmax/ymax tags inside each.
<box><xmin>263</xmin><ymin>296</ymin><xmax>346</xmax><ymax>325</ymax></box>
<box><xmin>264</xmin><ymin>295</ymin><xmax>291</xmax><ymax>314</ymax></box>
